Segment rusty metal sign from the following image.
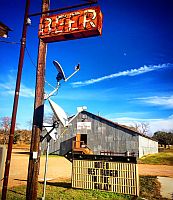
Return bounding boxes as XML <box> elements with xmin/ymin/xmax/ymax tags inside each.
<box><xmin>38</xmin><ymin>6</ymin><xmax>103</xmax><ymax>43</ymax></box>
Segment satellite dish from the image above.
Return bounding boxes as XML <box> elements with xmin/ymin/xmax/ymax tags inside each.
<box><xmin>48</xmin><ymin>98</ymin><xmax>68</xmax><ymax>127</ymax></box>
<box><xmin>48</xmin><ymin>98</ymin><xmax>87</xmax><ymax>127</ymax></box>
<box><xmin>53</xmin><ymin>60</ymin><xmax>66</xmax><ymax>81</ymax></box>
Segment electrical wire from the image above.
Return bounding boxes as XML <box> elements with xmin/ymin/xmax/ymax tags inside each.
<box><xmin>0</xmin><ymin>40</ymin><xmax>20</xmax><ymax>44</ymax></box>
<box><xmin>25</xmin><ymin>45</ymin><xmax>57</xmax><ymax>90</ymax></box>
<box><xmin>45</xmin><ymin>80</ymin><xmax>56</xmax><ymax>90</ymax></box>
<box><xmin>25</xmin><ymin>46</ymin><xmax>37</xmax><ymax>68</ymax></box>
<box><xmin>1</xmin><ymin>38</ymin><xmax>60</xmax><ymax>98</ymax></box>
<box><xmin>0</xmin><ymin>39</ymin><xmax>56</xmax><ymax>90</ymax></box>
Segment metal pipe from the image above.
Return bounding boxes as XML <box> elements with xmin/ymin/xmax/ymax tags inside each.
<box><xmin>42</xmin><ymin>140</ymin><xmax>50</xmax><ymax>200</ymax></box>
<box><xmin>1</xmin><ymin>0</ymin><xmax>30</xmax><ymax>199</ymax></box>
<box><xmin>44</xmin><ymin>83</ymin><xmax>60</xmax><ymax>100</ymax></box>
<box><xmin>65</xmin><ymin>68</ymin><xmax>80</xmax><ymax>82</ymax></box>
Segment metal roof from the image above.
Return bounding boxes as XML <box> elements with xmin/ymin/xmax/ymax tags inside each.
<box><xmin>79</xmin><ymin>110</ymin><xmax>157</xmax><ymax>142</ymax></box>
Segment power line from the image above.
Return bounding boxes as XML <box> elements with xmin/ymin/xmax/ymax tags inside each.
<box><xmin>25</xmin><ymin>46</ymin><xmax>37</xmax><ymax>68</ymax></box>
<box><xmin>25</xmin><ymin>45</ymin><xmax>56</xmax><ymax>90</ymax></box>
<box><xmin>0</xmin><ymin>40</ymin><xmax>20</xmax><ymax>44</ymax></box>
<box><xmin>0</xmin><ymin>39</ymin><xmax>58</xmax><ymax>91</ymax></box>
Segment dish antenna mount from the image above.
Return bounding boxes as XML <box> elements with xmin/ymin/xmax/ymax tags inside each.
<box><xmin>44</xmin><ymin>60</ymin><xmax>80</xmax><ymax>100</ymax></box>
<box><xmin>53</xmin><ymin>60</ymin><xmax>80</xmax><ymax>82</ymax></box>
<box><xmin>41</xmin><ymin>121</ymin><xmax>59</xmax><ymax>200</ymax></box>
<box><xmin>41</xmin><ymin>100</ymin><xmax>87</xmax><ymax>200</ymax></box>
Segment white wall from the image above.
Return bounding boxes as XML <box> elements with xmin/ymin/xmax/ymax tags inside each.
<box><xmin>138</xmin><ymin>135</ymin><xmax>158</xmax><ymax>158</ymax></box>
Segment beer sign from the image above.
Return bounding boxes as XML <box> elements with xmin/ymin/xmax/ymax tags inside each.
<box><xmin>38</xmin><ymin>6</ymin><xmax>103</xmax><ymax>43</ymax></box>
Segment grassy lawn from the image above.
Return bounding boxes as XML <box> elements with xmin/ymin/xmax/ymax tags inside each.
<box><xmin>0</xmin><ymin>176</ymin><xmax>164</xmax><ymax>200</ymax></box>
<box><xmin>138</xmin><ymin>152</ymin><xmax>173</xmax><ymax>165</ymax></box>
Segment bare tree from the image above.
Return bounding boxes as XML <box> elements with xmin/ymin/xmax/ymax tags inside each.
<box><xmin>140</xmin><ymin>122</ymin><xmax>150</xmax><ymax>135</ymax></box>
<box><xmin>0</xmin><ymin>116</ymin><xmax>11</xmax><ymax>144</ymax></box>
<box><xmin>130</xmin><ymin>122</ymin><xmax>150</xmax><ymax>135</ymax></box>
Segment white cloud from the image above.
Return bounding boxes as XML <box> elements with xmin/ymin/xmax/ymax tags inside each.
<box><xmin>135</xmin><ymin>96</ymin><xmax>173</xmax><ymax>108</ymax></box>
<box><xmin>20</xmin><ymin>84</ymin><xmax>34</xmax><ymax>97</ymax></box>
<box><xmin>0</xmin><ymin>75</ymin><xmax>34</xmax><ymax>98</ymax></box>
<box><xmin>71</xmin><ymin>63</ymin><xmax>172</xmax><ymax>87</ymax></box>
<box><xmin>149</xmin><ymin>115</ymin><xmax>173</xmax><ymax>133</ymax></box>
<box><xmin>108</xmin><ymin>115</ymin><xmax>173</xmax><ymax>135</ymax></box>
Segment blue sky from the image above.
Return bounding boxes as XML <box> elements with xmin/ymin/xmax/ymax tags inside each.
<box><xmin>0</xmin><ymin>0</ymin><xmax>173</xmax><ymax>134</ymax></box>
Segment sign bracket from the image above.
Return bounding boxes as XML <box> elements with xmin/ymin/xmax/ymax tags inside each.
<box><xmin>28</xmin><ymin>1</ymin><xmax>98</xmax><ymax>17</ymax></box>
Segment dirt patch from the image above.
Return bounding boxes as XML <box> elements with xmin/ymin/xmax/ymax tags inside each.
<box><xmin>4</xmin><ymin>148</ymin><xmax>71</xmax><ymax>188</ymax></box>
<box><xmin>138</xmin><ymin>164</ymin><xmax>173</xmax><ymax>177</ymax></box>
<box><xmin>2</xmin><ymin>148</ymin><xmax>173</xmax><ymax>188</ymax></box>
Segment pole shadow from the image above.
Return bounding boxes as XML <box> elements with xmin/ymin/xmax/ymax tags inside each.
<box><xmin>39</xmin><ymin>181</ymin><xmax>71</xmax><ymax>189</ymax></box>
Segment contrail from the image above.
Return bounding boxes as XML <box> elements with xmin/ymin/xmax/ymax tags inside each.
<box><xmin>71</xmin><ymin>63</ymin><xmax>171</xmax><ymax>87</ymax></box>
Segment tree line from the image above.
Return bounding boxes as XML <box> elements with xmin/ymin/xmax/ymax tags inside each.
<box><xmin>152</xmin><ymin>131</ymin><xmax>173</xmax><ymax>148</ymax></box>
<box><xmin>0</xmin><ymin>116</ymin><xmax>31</xmax><ymax>144</ymax></box>
<box><xmin>0</xmin><ymin>116</ymin><xmax>173</xmax><ymax>146</ymax></box>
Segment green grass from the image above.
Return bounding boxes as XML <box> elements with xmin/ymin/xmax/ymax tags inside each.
<box><xmin>0</xmin><ymin>176</ymin><xmax>164</xmax><ymax>200</ymax></box>
<box><xmin>139</xmin><ymin>176</ymin><xmax>163</xmax><ymax>200</ymax></box>
<box><xmin>2</xmin><ymin>182</ymin><xmax>131</xmax><ymax>200</ymax></box>
<box><xmin>138</xmin><ymin>152</ymin><xmax>173</xmax><ymax>165</ymax></box>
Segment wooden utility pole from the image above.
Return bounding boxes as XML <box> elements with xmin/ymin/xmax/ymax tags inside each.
<box><xmin>1</xmin><ymin>0</ymin><xmax>30</xmax><ymax>199</ymax></box>
<box><xmin>26</xmin><ymin>0</ymin><xmax>50</xmax><ymax>199</ymax></box>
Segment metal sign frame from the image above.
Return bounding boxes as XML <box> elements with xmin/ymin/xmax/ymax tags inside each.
<box><xmin>71</xmin><ymin>155</ymin><xmax>139</xmax><ymax>196</ymax></box>
<box><xmin>38</xmin><ymin>6</ymin><xmax>103</xmax><ymax>43</ymax></box>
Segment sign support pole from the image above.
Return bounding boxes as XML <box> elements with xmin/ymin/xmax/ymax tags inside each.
<box><xmin>1</xmin><ymin>0</ymin><xmax>30</xmax><ymax>199</ymax></box>
<box><xmin>26</xmin><ymin>0</ymin><xmax>50</xmax><ymax>199</ymax></box>
<box><xmin>42</xmin><ymin>138</ymin><xmax>50</xmax><ymax>200</ymax></box>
